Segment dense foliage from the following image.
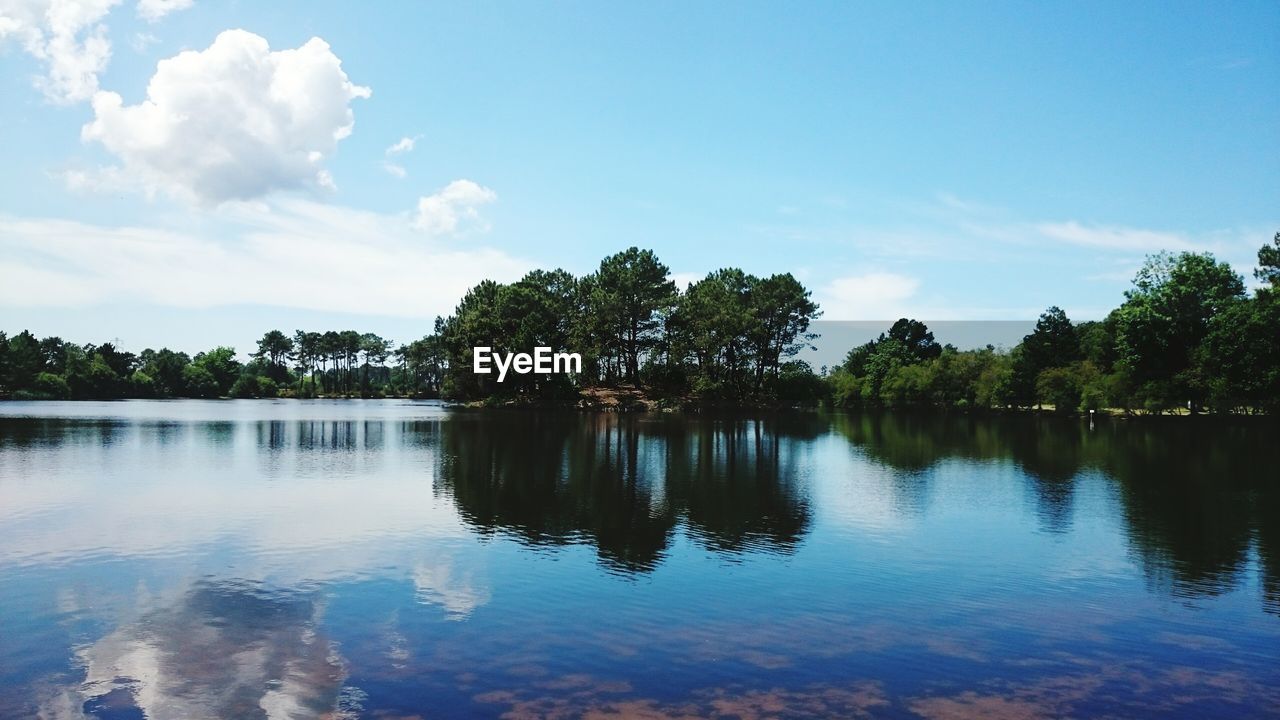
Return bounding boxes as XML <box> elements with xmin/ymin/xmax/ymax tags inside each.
<box><xmin>2</xmin><ymin>236</ymin><xmax>1277</xmax><ymax>414</ymax></box>
<box><xmin>829</xmin><ymin>235</ymin><xmax>1280</xmax><ymax>415</ymax></box>
<box><xmin>0</xmin><ymin>329</ymin><xmax>421</xmax><ymax>401</ymax></box>
<box><xmin>435</xmin><ymin>247</ymin><xmax>822</xmax><ymax>406</ymax></box>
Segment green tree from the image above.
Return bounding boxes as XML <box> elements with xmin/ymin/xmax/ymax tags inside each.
<box><xmin>38</xmin><ymin>336</ymin><xmax>68</xmax><ymax>375</ymax></box>
<box><xmin>93</xmin><ymin>343</ymin><xmax>137</xmax><ymax>379</ymax></box>
<box><xmin>591</xmin><ymin>247</ymin><xmax>677</xmax><ymax>383</ymax></box>
<box><xmin>673</xmin><ymin>269</ymin><xmax>756</xmax><ymax>400</ymax></box>
<box><xmin>63</xmin><ymin>348</ymin><xmax>123</xmax><ymax>399</ymax></box>
<box><xmin>339</xmin><ymin>330</ymin><xmax>362</xmax><ymax>393</ymax></box>
<box><xmin>292</xmin><ymin>331</ymin><xmax>321</xmax><ymax>396</ymax></box>
<box><xmin>1256</xmin><ymin>231</ymin><xmax>1280</xmax><ymax>289</ymax></box>
<box><xmin>191</xmin><ymin>346</ymin><xmax>242</xmax><ymax>397</ymax></box>
<box><xmin>844</xmin><ymin>318</ymin><xmax>941</xmax><ymax>377</ymax></box>
<box><xmin>230</xmin><ymin>372</ymin><xmax>278</xmax><ymax>398</ymax></box>
<box><xmin>748</xmin><ymin>273</ymin><xmax>820</xmax><ymax>388</ymax></box>
<box><xmin>129</xmin><ymin>369</ymin><xmax>159</xmax><ymax>398</ymax></box>
<box><xmin>181</xmin><ymin>364</ymin><xmax>219</xmax><ymax>398</ymax></box>
<box><xmin>139</xmin><ymin>348</ymin><xmax>192</xmax><ymax>397</ymax></box>
<box><xmin>399</xmin><ymin>332</ymin><xmax>447</xmax><ymax>396</ymax></box>
<box><xmin>34</xmin><ymin>372</ymin><xmax>71</xmax><ymax>399</ymax></box>
<box><xmin>1035</xmin><ymin>366</ymin><xmax>1082</xmax><ymax>414</ymax></box>
<box><xmin>884</xmin><ymin>318</ymin><xmax>943</xmax><ymax>363</ymax></box>
<box><xmin>318</xmin><ymin>331</ymin><xmax>341</xmax><ymax>394</ymax></box>
<box><xmin>1114</xmin><ymin>252</ymin><xmax>1245</xmax><ymax>413</ymax></box>
<box><xmin>1023</xmin><ymin>307</ymin><xmax>1080</xmax><ymax>371</ymax></box>
<box><xmin>1199</xmin><ymin>290</ymin><xmax>1280</xmax><ymax>414</ymax></box>
<box><xmin>5</xmin><ymin>330</ymin><xmax>44</xmax><ymax>390</ymax></box>
<box><xmin>862</xmin><ymin>338</ymin><xmax>916</xmax><ymax>404</ymax></box>
<box><xmin>1077</xmin><ymin>313</ymin><xmax>1119</xmax><ymax>373</ymax></box>
<box><xmin>0</xmin><ymin>332</ymin><xmax>9</xmax><ymax>393</ymax></box>
<box><xmin>496</xmin><ymin>269</ymin><xmax>580</xmax><ymax>398</ymax></box>
<box><xmin>254</xmin><ymin>330</ymin><xmax>294</xmax><ymax>382</ymax></box>
<box><xmin>359</xmin><ymin>333</ymin><xmax>391</xmax><ymax>394</ymax></box>
<box><xmin>439</xmin><ymin>280</ymin><xmax>506</xmax><ymax>399</ymax></box>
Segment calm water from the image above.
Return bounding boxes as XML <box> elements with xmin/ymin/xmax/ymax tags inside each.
<box><xmin>1</xmin><ymin>401</ymin><xmax>1277</xmax><ymax>719</ymax></box>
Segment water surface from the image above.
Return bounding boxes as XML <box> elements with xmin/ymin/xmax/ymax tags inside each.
<box><xmin>1</xmin><ymin>400</ymin><xmax>1277</xmax><ymax>718</ymax></box>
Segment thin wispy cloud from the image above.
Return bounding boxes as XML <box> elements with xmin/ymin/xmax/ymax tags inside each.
<box><xmin>383</xmin><ymin>135</ymin><xmax>420</xmax><ymax>177</ymax></box>
<box><xmin>1034</xmin><ymin>221</ymin><xmax>1196</xmax><ymax>252</ymax></box>
<box><xmin>130</xmin><ymin>31</ymin><xmax>159</xmax><ymax>52</ymax></box>
<box><xmin>929</xmin><ymin>194</ymin><xmax>1265</xmax><ymax>260</ymax></box>
<box><xmin>0</xmin><ymin>199</ymin><xmax>529</xmax><ymax>317</ymax></box>
<box><xmin>385</xmin><ymin>136</ymin><xmax>419</xmax><ymax>155</ymax></box>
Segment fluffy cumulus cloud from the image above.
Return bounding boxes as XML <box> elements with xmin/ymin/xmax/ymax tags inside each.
<box><xmin>0</xmin><ymin>0</ymin><xmax>121</xmax><ymax>103</ymax></box>
<box><xmin>0</xmin><ymin>0</ymin><xmax>194</xmax><ymax>102</ymax></box>
<box><xmin>414</xmin><ymin>179</ymin><xmax>497</xmax><ymax>235</ymax></box>
<box><xmin>80</xmin><ymin>29</ymin><xmax>371</xmax><ymax>204</ymax></box>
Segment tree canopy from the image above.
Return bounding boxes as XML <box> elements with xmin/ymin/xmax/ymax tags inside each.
<box><xmin>3</xmin><ymin>237</ymin><xmax>1277</xmax><ymax>415</ymax></box>
<box><xmin>830</xmin><ymin>240</ymin><xmax>1278</xmax><ymax>416</ymax></box>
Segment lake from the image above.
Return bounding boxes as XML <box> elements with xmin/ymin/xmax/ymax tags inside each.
<box><xmin>1</xmin><ymin>400</ymin><xmax>1276</xmax><ymax>719</ymax></box>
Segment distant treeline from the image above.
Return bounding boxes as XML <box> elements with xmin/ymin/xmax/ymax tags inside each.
<box><xmin>0</xmin><ymin>330</ymin><xmax>415</xmax><ymax>401</ymax></box>
<box><xmin>2</xmin><ymin>235</ymin><xmax>1278</xmax><ymax>414</ymax></box>
<box><xmin>831</xmin><ymin>235</ymin><xmax>1280</xmax><ymax>416</ymax></box>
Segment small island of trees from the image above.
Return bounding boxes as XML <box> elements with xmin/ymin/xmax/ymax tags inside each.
<box><xmin>2</xmin><ymin>234</ymin><xmax>1278</xmax><ymax>416</ymax></box>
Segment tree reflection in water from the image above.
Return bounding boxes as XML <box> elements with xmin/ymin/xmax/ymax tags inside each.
<box><xmin>1</xmin><ymin>406</ymin><xmax>1277</xmax><ymax>719</ymax></box>
<box><xmin>433</xmin><ymin>412</ymin><xmax>818</xmax><ymax>572</ymax></box>
<box><xmin>830</xmin><ymin>412</ymin><xmax>1280</xmax><ymax>611</ymax></box>
<box><xmin>432</xmin><ymin>409</ymin><xmax>1278</xmax><ymax>610</ymax></box>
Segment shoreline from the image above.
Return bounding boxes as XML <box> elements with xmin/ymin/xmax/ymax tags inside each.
<box><xmin>3</xmin><ymin>394</ymin><xmax>1276</xmax><ymax>423</ymax></box>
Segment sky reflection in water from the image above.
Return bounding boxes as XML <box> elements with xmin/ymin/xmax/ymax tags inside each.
<box><xmin>0</xmin><ymin>400</ymin><xmax>1277</xmax><ymax>719</ymax></box>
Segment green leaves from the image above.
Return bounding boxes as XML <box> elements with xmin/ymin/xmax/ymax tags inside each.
<box><xmin>1115</xmin><ymin>252</ymin><xmax>1246</xmax><ymax>412</ymax></box>
<box><xmin>429</xmin><ymin>250</ymin><xmax>822</xmax><ymax>407</ymax></box>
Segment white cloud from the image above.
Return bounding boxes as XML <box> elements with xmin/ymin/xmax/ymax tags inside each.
<box><xmin>413</xmin><ymin>179</ymin><xmax>497</xmax><ymax>235</ymax></box>
<box><xmin>385</xmin><ymin>135</ymin><xmax>418</xmax><ymax>155</ymax></box>
<box><xmin>80</xmin><ymin>29</ymin><xmax>371</xmax><ymax>205</ymax></box>
<box><xmin>1034</xmin><ymin>221</ymin><xmax>1195</xmax><ymax>252</ymax></box>
<box><xmin>135</xmin><ymin>0</ymin><xmax>190</xmax><ymax>22</ymax></box>
<box><xmin>382</xmin><ymin>135</ymin><xmax>419</xmax><ymax>177</ymax></box>
<box><xmin>414</xmin><ymin>555</ymin><xmax>490</xmax><ymax>620</ymax></box>
<box><xmin>0</xmin><ymin>199</ymin><xmax>530</xmax><ymax>316</ymax></box>
<box><xmin>0</xmin><ymin>0</ymin><xmax>121</xmax><ymax>103</ymax></box>
<box><xmin>817</xmin><ymin>272</ymin><xmax>921</xmax><ymax>320</ymax></box>
<box><xmin>130</xmin><ymin>30</ymin><xmax>157</xmax><ymax>51</ymax></box>
<box><xmin>668</xmin><ymin>271</ymin><xmax>702</xmax><ymax>290</ymax></box>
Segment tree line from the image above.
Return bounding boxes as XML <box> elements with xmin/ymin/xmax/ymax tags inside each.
<box><xmin>0</xmin><ymin>329</ymin><xmax>428</xmax><ymax>401</ymax></box>
<box><xmin>1</xmin><ymin>235</ymin><xmax>1277</xmax><ymax>414</ymax></box>
<box><xmin>830</xmin><ymin>234</ymin><xmax>1280</xmax><ymax>415</ymax></box>
<box><xmin>0</xmin><ymin>247</ymin><xmax>822</xmax><ymax>405</ymax></box>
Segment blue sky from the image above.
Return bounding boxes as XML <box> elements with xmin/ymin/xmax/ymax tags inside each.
<box><xmin>1</xmin><ymin>1</ymin><xmax>1277</xmax><ymax>355</ymax></box>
